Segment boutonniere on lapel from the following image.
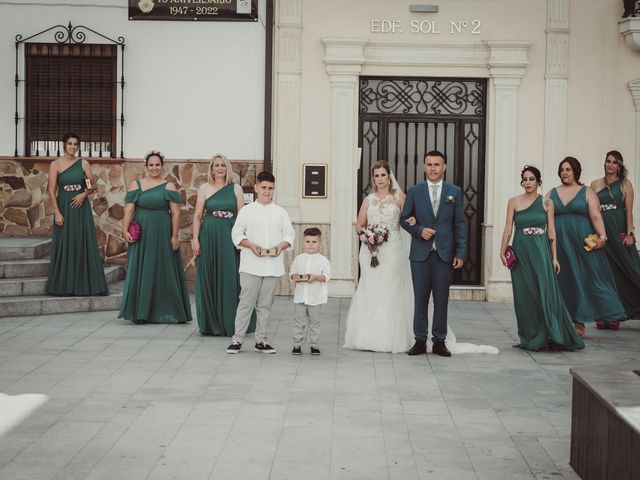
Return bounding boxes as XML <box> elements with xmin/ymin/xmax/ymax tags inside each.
<box><xmin>445</xmin><ymin>196</ymin><xmax>456</xmax><ymax>204</ymax></box>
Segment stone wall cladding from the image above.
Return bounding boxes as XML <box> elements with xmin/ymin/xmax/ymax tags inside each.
<box><xmin>0</xmin><ymin>158</ymin><xmax>263</xmax><ymax>288</ymax></box>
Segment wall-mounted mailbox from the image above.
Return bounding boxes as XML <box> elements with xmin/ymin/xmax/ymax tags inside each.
<box><xmin>303</xmin><ymin>164</ymin><xmax>327</xmax><ymax>198</ymax></box>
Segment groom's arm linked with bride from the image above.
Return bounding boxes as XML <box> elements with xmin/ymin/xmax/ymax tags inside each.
<box><xmin>400</xmin><ymin>150</ymin><xmax>467</xmax><ymax>357</ymax></box>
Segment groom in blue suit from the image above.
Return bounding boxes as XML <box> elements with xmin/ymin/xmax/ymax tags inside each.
<box><xmin>400</xmin><ymin>151</ymin><xmax>466</xmax><ymax>357</ymax></box>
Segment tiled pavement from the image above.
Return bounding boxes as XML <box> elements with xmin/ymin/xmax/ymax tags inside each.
<box><xmin>0</xmin><ymin>297</ymin><xmax>638</xmax><ymax>480</ymax></box>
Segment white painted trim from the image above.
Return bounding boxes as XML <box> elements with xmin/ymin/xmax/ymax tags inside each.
<box><xmin>543</xmin><ymin>0</ymin><xmax>570</xmax><ymax>192</ymax></box>
<box><xmin>273</xmin><ymin>0</ymin><xmax>303</xmax><ymax>221</ymax></box>
<box><xmin>619</xmin><ymin>17</ymin><xmax>640</xmax><ymax>52</ymax></box>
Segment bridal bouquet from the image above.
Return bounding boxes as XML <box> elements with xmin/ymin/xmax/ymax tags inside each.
<box><xmin>360</xmin><ymin>224</ymin><xmax>390</xmax><ymax>268</ymax></box>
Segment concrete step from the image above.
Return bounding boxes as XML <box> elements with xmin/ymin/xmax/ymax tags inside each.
<box><xmin>450</xmin><ymin>286</ymin><xmax>486</xmax><ymax>301</ymax></box>
<box><xmin>0</xmin><ymin>281</ymin><xmax>124</xmax><ymax>317</ymax></box>
<box><xmin>0</xmin><ymin>258</ymin><xmax>51</xmax><ymax>279</ymax></box>
<box><xmin>0</xmin><ymin>266</ymin><xmax>124</xmax><ymax>297</ymax></box>
<box><xmin>0</xmin><ymin>237</ymin><xmax>51</xmax><ymax>261</ymax></box>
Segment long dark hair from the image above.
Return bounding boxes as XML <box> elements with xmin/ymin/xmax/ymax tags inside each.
<box><xmin>520</xmin><ymin>165</ymin><xmax>541</xmax><ymax>187</ymax></box>
<box><xmin>605</xmin><ymin>150</ymin><xmax>628</xmax><ymax>181</ymax></box>
<box><xmin>558</xmin><ymin>156</ymin><xmax>583</xmax><ymax>186</ymax></box>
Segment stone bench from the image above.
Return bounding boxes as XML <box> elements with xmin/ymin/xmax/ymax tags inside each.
<box><xmin>570</xmin><ymin>361</ymin><xmax>640</xmax><ymax>480</ymax></box>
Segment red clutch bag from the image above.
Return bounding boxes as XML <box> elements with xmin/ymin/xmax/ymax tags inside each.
<box><xmin>505</xmin><ymin>245</ymin><xmax>517</xmax><ymax>270</ymax></box>
<box><xmin>128</xmin><ymin>219</ymin><xmax>141</xmax><ymax>242</ymax></box>
<box><xmin>621</xmin><ymin>232</ymin><xmax>636</xmax><ymax>244</ymax></box>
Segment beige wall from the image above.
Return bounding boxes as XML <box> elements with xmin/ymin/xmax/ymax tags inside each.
<box><xmin>567</xmin><ymin>0</ymin><xmax>638</xmax><ymax>182</ymax></box>
<box><xmin>274</xmin><ymin>0</ymin><xmax>640</xmax><ymax>298</ymax></box>
<box><xmin>293</xmin><ymin>0</ymin><xmax>638</xmax><ymax>218</ymax></box>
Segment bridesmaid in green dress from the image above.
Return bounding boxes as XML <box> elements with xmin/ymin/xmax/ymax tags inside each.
<box><xmin>192</xmin><ymin>154</ymin><xmax>255</xmax><ymax>335</ymax></box>
<box><xmin>500</xmin><ymin>165</ymin><xmax>584</xmax><ymax>351</ymax></box>
<box><xmin>550</xmin><ymin>157</ymin><xmax>626</xmax><ymax>336</ymax></box>
<box><xmin>47</xmin><ymin>132</ymin><xmax>109</xmax><ymax>296</ymax></box>
<box><xmin>119</xmin><ymin>150</ymin><xmax>192</xmax><ymax>324</ymax></box>
<box><xmin>590</xmin><ymin>151</ymin><xmax>640</xmax><ymax>321</ymax></box>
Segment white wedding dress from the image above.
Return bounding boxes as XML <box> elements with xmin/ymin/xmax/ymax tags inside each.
<box><xmin>343</xmin><ymin>192</ymin><xmax>498</xmax><ymax>355</ymax></box>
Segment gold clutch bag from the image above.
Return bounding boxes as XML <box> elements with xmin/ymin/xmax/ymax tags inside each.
<box><xmin>84</xmin><ymin>176</ymin><xmax>93</xmax><ymax>190</ymax></box>
<box><xmin>583</xmin><ymin>233</ymin><xmax>599</xmax><ymax>251</ymax></box>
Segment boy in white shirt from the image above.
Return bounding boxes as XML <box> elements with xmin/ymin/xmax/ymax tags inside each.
<box><xmin>290</xmin><ymin>227</ymin><xmax>331</xmax><ymax>355</ymax></box>
<box><xmin>226</xmin><ymin>171</ymin><xmax>295</xmax><ymax>354</ymax></box>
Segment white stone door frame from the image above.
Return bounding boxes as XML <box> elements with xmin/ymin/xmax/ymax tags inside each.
<box><xmin>322</xmin><ymin>38</ymin><xmax>530</xmax><ymax>298</ymax></box>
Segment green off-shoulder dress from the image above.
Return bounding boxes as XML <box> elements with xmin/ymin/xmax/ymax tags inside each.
<box><xmin>510</xmin><ymin>196</ymin><xmax>584</xmax><ymax>350</ymax></box>
<box><xmin>596</xmin><ymin>180</ymin><xmax>640</xmax><ymax>319</ymax></box>
<box><xmin>118</xmin><ymin>181</ymin><xmax>192</xmax><ymax>323</ymax></box>
<box><xmin>47</xmin><ymin>159</ymin><xmax>109</xmax><ymax>296</ymax></box>
<box><xmin>551</xmin><ymin>186</ymin><xmax>626</xmax><ymax>324</ymax></box>
<box><xmin>195</xmin><ymin>184</ymin><xmax>255</xmax><ymax>335</ymax></box>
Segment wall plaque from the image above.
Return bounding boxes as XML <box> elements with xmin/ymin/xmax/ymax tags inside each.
<box><xmin>129</xmin><ymin>0</ymin><xmax>258</xmax><ymax>22</ymax></box>
<box><xmin>303</xmin><ymin>164</ymin><xmax>327</xmax><ymax>198</ymax></box>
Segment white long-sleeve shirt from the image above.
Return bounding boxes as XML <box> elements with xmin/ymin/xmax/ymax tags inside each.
<box><xmin>290</xmin><ymin>253</ymin><xmax>331</xmax><ymax>305</ymax></box>
<box><xmin>231</xmin><ymin>201</ymin><xmax>295</xmax><ymax>277</ymax></box>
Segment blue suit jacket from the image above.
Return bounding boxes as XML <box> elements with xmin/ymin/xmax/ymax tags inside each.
<box><xmin>400</xmin><ymin>181</ymin><xmax>466</xmax><ymax>263</ymax></box>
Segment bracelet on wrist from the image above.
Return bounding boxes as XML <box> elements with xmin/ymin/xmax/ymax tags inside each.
<box><xmin>599</xmin><ymin>234</ymin><xmax>607</xmax><ymax>241</ymax></box>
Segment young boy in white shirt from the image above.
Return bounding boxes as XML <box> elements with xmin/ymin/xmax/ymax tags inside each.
<box><xmin>226</xmin><ymin>171</ymin><xmax>295</xmax><ymax>354</ymax></box>
<box><xmin>290</xmin><ymin>227</ymin><xmax>331</xmax><ymax>355</ymax></box>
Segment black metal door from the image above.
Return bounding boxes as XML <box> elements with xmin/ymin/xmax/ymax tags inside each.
<box><xmin>358</xmin><ymin>77</ymin><xmax>486</xmax><ymax>285</ymax></box>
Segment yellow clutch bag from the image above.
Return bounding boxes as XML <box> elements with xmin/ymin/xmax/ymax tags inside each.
<box><xmin>583</xmin><ymin>233</ymin><xmax>599</xmax><ymax>251</ymax></box>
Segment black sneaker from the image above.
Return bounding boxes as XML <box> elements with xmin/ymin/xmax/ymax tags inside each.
<box><xmin>255</xmin><ymin>342</ymin><xmax>276</xmax><ymax>354</ymax></box>
<box><xmin>310</xmin><ymin>346</ymin><xmax>321</xmax><ymax>355</ymax></box>
<box><xmin>292</xmin><ymin>346</ymin><xmax>302</xmax><ymax>355</ymax></box>
<box><xmin>226</xmin><ymin>342</ymin><xmax>242</xmax><ymax>354</ymax></box>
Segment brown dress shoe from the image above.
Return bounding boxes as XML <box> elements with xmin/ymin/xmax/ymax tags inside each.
<box><xmin>407</xmin><ymin>340</ymin><xmax>427</xmax><ymax>355</ymax></box>
<box><xmin>432</xmin><ymin>342</ymin><xmax>451</xmax><ymax>357</ymax></box>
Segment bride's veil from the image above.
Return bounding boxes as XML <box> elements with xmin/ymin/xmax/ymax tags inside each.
<box><xmin>389</xmin><ymin>170</ymin><xmax>403</xmax><ymax>195</ymax></box>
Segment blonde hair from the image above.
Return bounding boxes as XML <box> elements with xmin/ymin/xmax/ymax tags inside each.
<box><xmin>207</xmin><ymin>153</ymin><xmax>233</xmax><ymax>186</ymax></box>
<box><xmin>371</xmin><ymin>160</ymin><xmax>395</xmax><ymax>194</ymax></box>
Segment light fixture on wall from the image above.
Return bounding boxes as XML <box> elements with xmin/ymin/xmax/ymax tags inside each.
<box><xmin>409</xmin><ymin>5</ymin><xmax>439</xmax><ymax>13</ymax></box>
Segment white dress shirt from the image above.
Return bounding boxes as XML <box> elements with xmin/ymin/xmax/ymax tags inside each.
<box><xmin>290</xmin><ymin>253</ymin><xmax>332</xmax><ymax>306</ymax></box>
<box><xmin>427</xmin><ymin>179</ymin><xmax>443</xmax><ymax>212</ymax></box>
<box><xmin>231</xmin><ymin>201</ymin><xmax>296</xmax><ymax>277</ymax></box>
<box><xmin>427</xmin><ymin>179</ymin><xmax>443</xmax><ymax>250</ymax></box>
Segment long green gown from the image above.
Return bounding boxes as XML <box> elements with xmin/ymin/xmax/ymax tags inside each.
<box><xmin>551</xmin><ymin>186</ymin><xmax>626</xmax><ymax>324</ymax></box>
<box><xmin>596</xmin><ymin>180</ymin><xmax>640</xmax><ymax>319</ymax></box>
<box><xmin>195</xmin><ymin>184</ymin><xmax>255</xmax><ymax>335</ymax></box>
<box><xmin>47</xmin><ymin>159</ymin><xmax>109</xmax><ymax>296</ymax></box>
<box><xmin>118</xmin><ymin>181</ymin><xmax>192</xmax><ymax>323</ymax></box>
<box><xmin>510</xmin><ymin>196</ymin><xmax>584</xmax><ymax>350</ymax></box>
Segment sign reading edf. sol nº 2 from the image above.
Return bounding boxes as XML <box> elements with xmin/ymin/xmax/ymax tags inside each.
<box><xmin>371</xmin><ymin>19</ymin><xmax>481</xmax><ymax>34</ymax></box>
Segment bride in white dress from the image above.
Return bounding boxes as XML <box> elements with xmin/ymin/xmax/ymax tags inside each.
<box><xmin>343</xmin><ymin>161</ymin><xmax>498</xmax><ymax>355</ymax></box>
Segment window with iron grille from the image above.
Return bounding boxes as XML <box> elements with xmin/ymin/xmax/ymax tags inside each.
<box><xmin>25</xmin><ymin>42</ymin><xmax>117</xmax><ymax>158</ymax></box>
<box><xmin>14</xmin><ymin>23</ymin><xmax>125</xmax><ymax>158</ymax></box>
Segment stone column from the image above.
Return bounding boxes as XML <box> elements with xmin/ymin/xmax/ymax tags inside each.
<box><xmin>628</xmin><ymin>78</ymin><xmax>640</xmax><ymax>235</ymax></box>
<box><xmin>272</xmin><ymin>0</ymin><xmax>302</xmax><ymax>220</ymax></box>
<box><xmin>485</xmin><ymin>41</ymin><xmax>530</xmax><ymax>301</ymax></box>
<box><xmin>543</xmin><ymin>0</ymin><xmax>570</xmax><ymax>179</ymax></box>
<box><xmin>322</xmin><ymin>38</ymin><xmax>367</xmax><ymax>296</ymax></box>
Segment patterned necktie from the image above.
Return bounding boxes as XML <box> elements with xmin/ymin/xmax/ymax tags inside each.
<box><xmin>431</xmin><ymin>184</ymin><xmax>439</xmax><ymax>215</ymax></box>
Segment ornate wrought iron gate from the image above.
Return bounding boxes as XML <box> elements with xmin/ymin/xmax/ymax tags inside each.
<box><xmin>358</xmin><ymin>77</ymin><xmax>487</xmax><ymax>285</ymax></box>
